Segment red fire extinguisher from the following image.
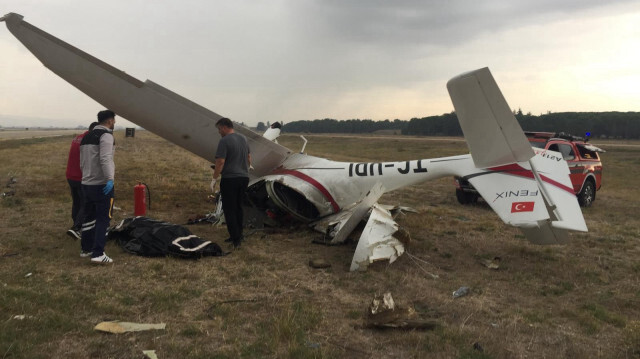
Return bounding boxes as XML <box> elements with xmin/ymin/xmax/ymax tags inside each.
<box><xmin>134</xmin><ymin>182</ymin><xmax>150</xmax><ymax>216</ymax></box>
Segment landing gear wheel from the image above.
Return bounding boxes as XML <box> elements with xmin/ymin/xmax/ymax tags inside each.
<box><xmin>456</xmin><ymin>189</ymin><xmax>478</xmax><ymax>205</ymax></box>
<box><xmin>578</xmin><ymin>181</ymin><xmax>595</xmax><ymax>207</ymax></box>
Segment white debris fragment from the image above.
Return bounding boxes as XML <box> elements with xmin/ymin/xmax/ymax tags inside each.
<box><xmin>453</xmin><ymin>286</ymin><xmax>470</xmax><ymax>298</ymax></box>
<box><xmin>370</xmin><ymin>292</ymin><xmax>396</xmax><ymax>315</ymax></box>
<box><xmin>350</xmin><ymin>204</ymin><xmax>407</xmax><ymax>271</ymax></box>
<box><xmin>311</xmin><ymin>182</ymin><xmax>384</xmax><ymax>244</ymax></box>
<box><xmin>94</xmin><ymin>321</ymin><xmax>166</xmax><ymax>334</ymax></box>
<box><xmin>143</xmin><ymin>350</ymin><xmax>159</xmax><ymax>359</ymax></box>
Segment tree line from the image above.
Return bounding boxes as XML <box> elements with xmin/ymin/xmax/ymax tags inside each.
<box><xmin>280</xmin><ymin>111</ymin><xmax>640</xmax><ymax>139</ymax></box>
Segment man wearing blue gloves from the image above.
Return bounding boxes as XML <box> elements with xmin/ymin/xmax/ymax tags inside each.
<box><xmin>79</xmin><ymin>110</ymin><xmax>117</xmax><ymax>264</ymax></box>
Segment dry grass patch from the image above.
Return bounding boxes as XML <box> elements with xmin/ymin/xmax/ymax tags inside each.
<box><xmin>1</xmin><ymin>132</ymin><xmax>640</xmax><ymax>358</ymax></box>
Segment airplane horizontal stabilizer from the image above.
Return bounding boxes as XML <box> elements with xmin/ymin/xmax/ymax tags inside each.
<box><xmin>447</xmin><ymin>68</ymin><xmax>534</xmax><ymax>168</ymax></box>
<box><xmin>2</xmin><ymin>13</ymin><xmax>290</xmax><ymax>177</ymax></box>
<box><xmin>466</xmin><ymin>149</ymin><xmax>587</xmax><ymax>244</ymax></box>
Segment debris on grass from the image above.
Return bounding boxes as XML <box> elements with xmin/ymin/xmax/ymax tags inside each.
<box><xmin>24</xmin><ymin>272</ymin><xmax>32</xmax><ymax>278</ymax></box>
<box><xmin>365</xmin><ymin>292</ymin><xmax>438</xmax><ymax>330</ymax></box>
<box><xmin>142</xmin><ymin>350</ymin><xmax>158</xmax><ymax>359</ymax></box>
<box><xmin>94</xmin><ymin>321</ymin><xmax>166</xmax><ymax>334</ymax></box>
<box><xmin>5</xmin><ymin>177</ymin><xmax>17</xmax><ymax>187</ymax></box>
<box><xmin>453</xmin><ymin>286</ymin><xmax>470</xmax><ymax>299</ymax></box>
<box><xmin>305</xmin><ymin>341</ymin><xmax>321</xmax><ymax>349</ymax></box>
<box><xmin>480</xmin><ymin>257</ymin><xmax>501</xmax><ymax>270</ymax></box>
<box><xmin>309</xmin><ymin>258</ymin><xmax>331</xmax><ymax>269</ymax></box>
<box><xmin>2</xmin><ymin>177</ymin><xmax>17</xmax><ymax>197</ymax></box>
<box><xmin>1</xmin><ymin>189</ymin><xmax>16</xmax><ymax>197</ymax></box>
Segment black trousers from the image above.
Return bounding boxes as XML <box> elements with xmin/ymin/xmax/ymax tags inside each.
<box><xmin>220</xmin><ymin>177</ymin><xmax>249</xmax><ymax>244</ymax></box>
<box><xmin>80</xmin><ymin>184</ymin><xmax>114</xmax><ymax>257</ymax></box>
<box><xmin>67</xmin><ymin>179</ymin><xmax>84</xmax><ymax>230</ymax></box>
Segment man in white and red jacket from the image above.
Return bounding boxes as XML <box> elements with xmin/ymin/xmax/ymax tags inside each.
<box><xmin>79</xmin><ymin>110</ymin><xmax>116</xmax><ymax>264</ymax></box>
<box><xmin>66</xmin><ymin>121</ymin><xmax>97</xmax><ymax>240</ymax></box>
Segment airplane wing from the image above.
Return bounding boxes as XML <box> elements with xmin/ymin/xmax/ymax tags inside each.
<box><xmin>1</xmin><ymin>13</ymin><xmax>290</xmax><ymax>177</ymax></box>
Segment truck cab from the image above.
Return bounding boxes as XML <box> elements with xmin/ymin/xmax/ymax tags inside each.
<box><xmin>455</xmin><ymin>131</ymin><xmax>605</xmax><ymax>207</ymax></box>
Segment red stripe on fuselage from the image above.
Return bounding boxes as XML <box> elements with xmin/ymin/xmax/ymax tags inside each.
<box><xmin>487</xmin><ymin>164</ymin><xmax>574</xmax><ymax>194</ymax></box>
<box><xmin>272</xmin><ymin>169</ymin><xmax>340</xmax><ymax>213</ymax></box>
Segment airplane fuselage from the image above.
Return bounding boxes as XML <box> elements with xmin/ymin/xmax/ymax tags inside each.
<box><xmin>251</xmin><ymin>153</ymin><xmax>476</xmax><ymax>221</ymax></box>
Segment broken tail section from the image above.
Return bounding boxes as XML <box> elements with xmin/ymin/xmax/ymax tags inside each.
<box><xmin>463</xmin><ymin>152</ymin><xmax>587</xmax><ymax>244</ymax></box>
<box><xmin>448</xmin><ymin>68</ymin><xmax>587</xmax><ymax>244</ymax></box>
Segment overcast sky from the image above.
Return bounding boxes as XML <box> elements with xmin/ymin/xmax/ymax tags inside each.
<box><xmin>1</xmin><ymin>0</ymin><xmax>640</xmax><ymax>128</ymax></box>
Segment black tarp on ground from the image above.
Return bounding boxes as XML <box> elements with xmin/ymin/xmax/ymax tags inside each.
<box><xmin>108</xmin><ymin>217</ymin><xmax>225</xmax><ymax>258</ymax></box>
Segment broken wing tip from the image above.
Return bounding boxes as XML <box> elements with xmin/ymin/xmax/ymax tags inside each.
<box><xmin>1</xmin><ymin>12</ymin><xmax>24</xmax><ymax>22</ymax></box>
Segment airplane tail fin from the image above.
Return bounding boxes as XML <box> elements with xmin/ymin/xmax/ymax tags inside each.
<box><xmin>448</xmin><ymin>68</ymin><xmax>587</xmax><ymax>244</ymax></box>
<box><xmin>447</xmin><ymin>67</ymin><xmax>534</xmax><ymax>168</ymax></box>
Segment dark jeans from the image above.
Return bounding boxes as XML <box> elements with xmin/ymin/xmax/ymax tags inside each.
<box><xmin>68</xmin><ymin>179</ymin><xmax>84</xmax><ymax>230</ymax></box>
<box><xmin>80</xmin><ymin>184</ymin><xmax>114</xmax><ymax>257</ymax></box>
<box><xmin>220</xmin><ymin>177</ymin><xmax>249</xmax><ymax>245</ymax></box>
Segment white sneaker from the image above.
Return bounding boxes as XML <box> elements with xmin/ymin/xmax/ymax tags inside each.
<box><xmin>67</xmin><ymin>229</ymin><xmax>81</xmax><ymax>240</ymax></box>
<box><xmin>90</xmin><ymin>253</ymin><xmax>113</xmax><ymax>264</ymax></box>
<box><xmin>80</xmin><ymin>251</ymin><xmax>93</xmax><ymax>258</ymax></box>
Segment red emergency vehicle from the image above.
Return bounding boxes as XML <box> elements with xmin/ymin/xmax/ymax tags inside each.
<box><xmin>455</xmin><ymin>132</ymin><xmax>605</xmax><ymax>207</ymax></box>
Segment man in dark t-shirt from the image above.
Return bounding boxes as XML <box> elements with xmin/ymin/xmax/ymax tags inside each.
<box><xmin>211</xmin><ymin>117</ymin><xmax>251</xmax><ymax>248</ymax></box>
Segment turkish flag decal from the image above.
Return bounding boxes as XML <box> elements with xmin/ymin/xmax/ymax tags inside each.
<box><xmin>511</xmin><ymin>201</ymin><xmax>535</xmax><ymax>213</ymax></box>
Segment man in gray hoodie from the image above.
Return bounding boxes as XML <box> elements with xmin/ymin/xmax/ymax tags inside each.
<box><xmin>79</xmin><ymin>110</ymin><xmax>116</xmax><ymax>264</ymax></box>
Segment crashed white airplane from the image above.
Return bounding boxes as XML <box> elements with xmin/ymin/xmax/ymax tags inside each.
<box><xmin>2</xmin><ymin>13</ymin><xmax>588</xmax><ymax>271</ymax></box>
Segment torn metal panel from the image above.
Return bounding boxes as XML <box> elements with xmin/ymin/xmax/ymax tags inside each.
<box><xmin>311</xmin><ymin>182</ymin><xmax>385</xmax><ymax>244</ymax></box>
<box><xmin>379</xmin><ymin>204</ymin><xmax>418</xmax><ymax>218</ymax></box>
<box><xmin>350</xmin><ymin>204</ymin><xmax>406</xmax><ymax>271</ymax></box>
<box><xmin>370</xmin><ymin>292</ymin><xmax>396</xmax><ymax>314</ymax></box>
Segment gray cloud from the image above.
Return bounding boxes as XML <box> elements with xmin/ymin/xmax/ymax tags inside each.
<box><xmin>1</xmin><ymin>0</ymin><xmax>640</xmax><ymax>126</ymax></box>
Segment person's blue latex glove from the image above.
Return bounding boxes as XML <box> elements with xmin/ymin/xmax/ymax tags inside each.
<box><xmin>103</xmin><ymin>180</ymin><xmax>114</xmax><ymax>195</ymax></box>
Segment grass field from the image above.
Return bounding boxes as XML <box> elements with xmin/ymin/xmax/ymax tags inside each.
<box><xmin>0</xmin><ymin>129</ymin><xmax>80</xmax><ymax>141</ymax></box>
<box><xmin>1</xmin><ymin>131</ymin><xmax>639</xmax><ymax>358</ymax></box>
